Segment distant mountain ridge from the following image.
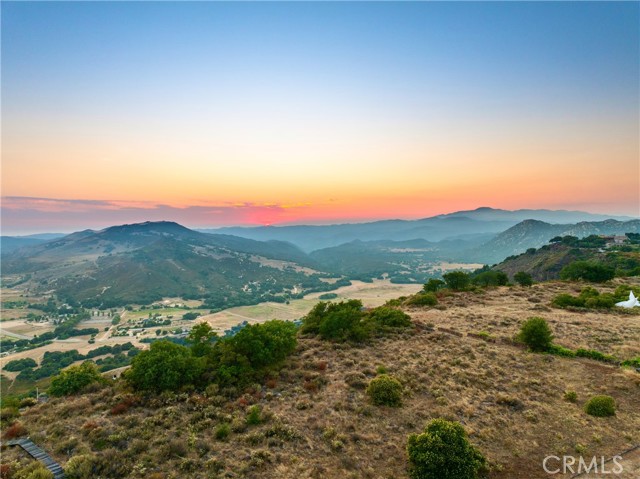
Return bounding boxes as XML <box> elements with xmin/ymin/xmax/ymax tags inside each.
<box><xmin>199</xmin><ymin>207</ymin><xmax>634</xmax><ymax>252</ymax></box>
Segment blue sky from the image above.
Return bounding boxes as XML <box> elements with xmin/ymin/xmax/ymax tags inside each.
<box><xmin>2</xmin><ymin>1</ymin><xmax>638</xmax><ymax>233</ymax></box>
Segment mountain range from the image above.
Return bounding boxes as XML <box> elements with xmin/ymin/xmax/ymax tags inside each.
<box><xmin>2</xmin><ymin>208</ymin><xmax>639</xmax><ymax>308</ymax></box>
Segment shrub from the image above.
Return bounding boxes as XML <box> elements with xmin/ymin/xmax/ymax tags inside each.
<box><xmin>575</xmin><ymin>349</ymin><xmax>616</xmax><ymax>363</ymax></box>
<box><xmin>621</xmin><ymin>357</ymin><xmax>640</xmax><ymax>368</ymax></box>
<box><xmin>65</xmin><ymin>454</ymin><xmax>95</xmax><ymax>479</ymax></box>
<box><xmin>406</xmin><ymin>293</ymin><xmax>438</xmax><ymax>307</ymax></box>
<box><xmin>367</xmin><ymin>307</ymin><xmax>412</xmax><ymax>328</ymax></box>
<box><xmin>407</xmin><ymin>419</ymin><xmax>486</xmax><ymax>479</ymax></box>
<box><xmin>301</xmin><ymin>300</ymin><xmax>369</xmax><ymax>342</ymax></box>
<box><xmin>564</xmin><ymin>390</ymin><xmax>578</xmax><ymax>403</ymax></box>
<box><xmin>552</xmin><ymin>293</ymin><xmax>585</xmax><ymax>309</ymax></box>
<box><xmin>246</xmin><ymin>405</ymin><xmax>262</xmax><ymax>426</ymax></box>
<box><xmin>472</xmin><ymin>270</ymin><xmax>508</xmax><ymax>287</ymax></box>
<box><xmin>560</xmin><ymin>261</ymin><xmax>615</xmax><ymax>283</ymax></box>
<box><xmin>442</xmin><ymin>271</ymin><xmax>471</xmax><ymax>291</ymax></box>
<box><xmin>125</xmin><ymin>340</ymin><xmax>202</xmax><ymax>392</ymax></box>
<box><xmin>215</xmin><ymin>423</ymin><xmax>231</xmax><ymax>441</ymax></box>
<box><xmin>13</xmin><ymin>462</ymin><xmax>53</xmax><ymax>479</ymax></box>
<box><xmin>49</xmin><ymin>362</ymin><xmax>103</xmax><ymax>397</ymax></box>
<box><xmin>423</xmin><ymin>279</ymin><xmax>445</xmax><ymax>293</ymax></box>
<box><xmin>584</xmin><ymin>395</ymin><xmax>616</xmax><ymax>417</ymax></box>
<box><xmin>548</xmin><ymin>344</ymin><xmax>576</xmax><ymax>357</ymax></box>
<box><xmin>518</xmin><ymin>317</ymin><xmax>553</xmax><ymax>352</ymax></box>
<box><xmin>3</xmin><ymin>421</ymin><xmax>27</xmax><ymax>439</ymax></box>
<box><xmin>366</xmin><ymin>375</ymin><xmax>403</xmax><ymax>407</ymax></box>
<box><xmin>514</xmin><ymin>271</ymin><xmax>534</xmax><ymax>287</ymax></box>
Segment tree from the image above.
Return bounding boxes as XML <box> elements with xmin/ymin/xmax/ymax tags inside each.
<box><xmin>49</xmin><ymin>361</ymin><xmax>103</xmax><ymax>396</ymax></box>
<box><xmin>472</xmin><ymin>270</ymin><xmax>508</xmax><ymax>287</ymax></box>
<box><xmin>560</xmin><ymin>261</ymin><xmax>615</xmax><ymax>283</ymax></box>
<box><xmin>514</xmin><ymin>271</ymin><xmax>533</xmax><ymax>287</ymax></box>
<box><xmin>126</xmin><ymin>340</ymin><xmax>201</xmax><ymax>392</ymax></box>
<box><xmin>442</xmin><ymin>271</ymin><xmax>470</xmax><ymax>291</ymax></box>
<box><xmin>518</xmin><ymin>317</ymin><xmax>553</xmax><ymax>352</ymax></box>
<box><xmin>407</xmin><ymin>419</ymin><xmax>486</xmax><ymax>479</ymax></box>
<box><xmin>423</xmin><ymin>279</ymin><xmax>445</xmax><ymax>293</ymax></box>
<box><xmin>187</xmin><ymin>322</ymin><xmax>217</xmax><ymax>357</ymax></box>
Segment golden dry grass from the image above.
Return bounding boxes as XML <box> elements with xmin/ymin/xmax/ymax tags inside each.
<box><xmin>3</xmin><ymin>280</ymin><xmax>639</xmax><ymax>479</ymax></box>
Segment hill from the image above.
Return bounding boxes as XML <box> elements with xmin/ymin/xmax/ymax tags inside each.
<box><xmin>2</xmin><ymin>280</ymin><xmax>639</xmax><ymax>478</ymax></box>
<box><xmin>494</xmin><ymin>236</ymin><xmax>640</xmax><ymax>281</ymax></box>
<box><xmin>0</xmin><ymin>222</ymin><xmax>331</xmax><ymax>309</ymax></box>
<box><xmin>475</xmin><ymin>219</ymin><xmax>640</xmax><ymax>265</ymax></box>
<box><xmin>200</xmin><ymin>207</ymin><xmax>632</xmax><ymax>253</ymax></box>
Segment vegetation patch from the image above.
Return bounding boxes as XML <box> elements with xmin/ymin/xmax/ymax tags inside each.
<box><xmin>584</xmin><ymin>395</ymin><xmax>616</xmax><ymax>417</ymax></box>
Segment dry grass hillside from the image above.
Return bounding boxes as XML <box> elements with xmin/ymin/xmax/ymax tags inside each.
<box><xmin>2</xmin><ymin>280</ymin><xmax>639</xmax><ymax>479</ymax></box>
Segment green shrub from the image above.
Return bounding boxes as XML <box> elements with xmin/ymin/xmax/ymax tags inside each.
<box><xmin>368</xmin><ymin>307</ymin><xmax>412</xmax><ymax>328</ymax></box>
<box><xmin>584</xmin><ymin>395</ymin><xmax>616</xmax><ymax>417</ymax></box>
<box><xmin>423</xmin><ymin>279</ymin><xmax>445</xmax><ymax>293</ymax></box>
<box><xmin>246</xmin><ymin>405</ymin><xmax>262</xmax><ymax>426</ymax></box>
<box><xmin>13</xmin><ymin>462</ymin><xmax>54</xmax><ymax>479</ymax></box>
<box><xmin>49</xmin><ymin>362</ymin><xmax>103</xmax><ymax>397</ymax></box>
<box><xmin>563</xmin><ymin>390</ymin><xmax>578</xmax><ymax>402</ymax></box>
<box><xmin>560</xmin><ymin>261</ymin><xmax>615</xmax><ymax>283</ymax></box>
<box><xmin>575</xmin><ymin>349</ymin><xmax>616</xmax><ymax>363</ymax></box>
<box><xmin>125</xmin><ymin>340</ymin><xmax>202</xmax><ymax>392</ymax></box>
<box><xmin>366</xmin><ymin>374</ymin><xmax>403</xmax><ymax>407</ymax></box>
<box><xmin>406</xmin><ymin>293</ymin><xmax>438</xmax><ymax>307</ymax></box>
<box><xmin>472</xmin><ymin>270</ymin><xmax>508</xmax><ymax>287</ymax></box>
<box><xmin>442</xmin><ymin>271</ymin><xmax>471</xmax><ymax>291</ymax></box>
<box><xmin>301</xmin><ymin>300</ymin><xmax>370</xmax><ymax>342</ymax></box>
<box><xmin>215</xmin><ymin>423</ymin><xmax>231</xmax><ymax>441</ymax></box>
<box><xmin>407</xmin><ymin>419</ymin><xmax>486</xmax><ymax>479</ymax></box>
<box><xmin>552</xmin><ymin>294</ymin><xmax>585</xmax><ymax>309</ymax></box>
<box><xmin>621</xmin><ymin>357</ymin><xmax>640</xmax><ymax>368</ymax></box>
<box><xmin>514</xmin><ymin>271</ymin><xmax>533</xmax><ymax>287</ymax></box>
<box><xmin>548</xmin><ymin>344</ymin><xmax>576</xmax><ymax>357</ymax></box>
<box><xmin>518</xmin><ymin>317</ymin><xmax>553</xmax><ymax>352</ymax></box>
<box><xmin>65</xmin><ymin>454</ymin><xmax>96</xmax><ymax>479</ymax></box>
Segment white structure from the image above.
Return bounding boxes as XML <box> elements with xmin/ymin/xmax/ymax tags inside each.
<box><xmin>615</xmin><ymin>291</ymin><xmax>640</xmax><ymax>308</ymax></box>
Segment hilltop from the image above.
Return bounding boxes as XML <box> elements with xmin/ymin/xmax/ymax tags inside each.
<box><xmin>0</xmin><ymin>221</ymin><xmax>329</xmax><ymax>309</ymax></box>
<box><xmin>2</xmin><ymin>280</ymin><xmax>639</xmax><ymax>479</ymax></box>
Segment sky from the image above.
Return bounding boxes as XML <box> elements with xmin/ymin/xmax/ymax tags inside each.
<box><xmin>1</xmin><ymin>1</ymin><xmax>639</xmax><ymax>234</ymax></box>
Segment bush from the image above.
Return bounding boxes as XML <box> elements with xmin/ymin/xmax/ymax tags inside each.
<box><xmin>442</xmin><ymin>271</ymin><xmax>471</xmax><ymax>291</ymax></box>
<box><xmin>126</xmin><ymin>341</ymin><xmax>202</xmax><ymax>392</ymax></box>
<box><xmin>366</xmin><ymin>307</ymin><xmax>412</xmax><ymax>328</ymax></box>
<box><xmin>301</xmin><ymin>300</ymin><xmax>370</xmax><ymax>342</ymax></box>
<box><xmin>560</xmin><ymin>261</ymin><xmax>615</xmax><ymax>283</ymax></box>
<box><xmin>215</xmin><ymin>423</ymin><xmax>231</xmax><ymax>441</ymax></box>
<box><xmin>13</xmin><ymin>462</ymin><xmax>53</xmax><ymax>479</ymax></box>
<box><xmin>518</xmin><ymin>317</ymin><xmax>553</xmax><ymax>352</ymax></box>
<box><xmin>406</xmin><ymin>293</ymin><xmax>438</xmax><ymax>307</ymax></box>
<box><xmin>366</xmin><ymin>374</ymin><xmax>403</xmax><ymax>407</ymax></box>
<box><xmin>621</xmin><ymin>357</ymin><xmax>640</xmax><ymax>368</ymax></box>
<box><xmin>514</xmin><ymin>271</ymin><xmax>534</xmax><ymax>287</ymax></box>
<box><xmin>575</xmin><ymin>349</ymin><xmax>616</xmax><ymax>363</ymax></box>
<box><xmin>564</xmin><ymin>390</ymin><xmax>578</xmax><ymax>402</ymax></box>
<box><xmin>552</xmin><ymin>293</ymin><xmax>585</xmax><ymax>309</ymax></box>
<box><xmin>423</xmin><ymin>279</ymin><xmax>445</xmax><ymax>293</ymax></box>
<box><xmin>49</xmin><ymin>362</ymin><xmax>103</xmax><ymax>397</ymax></box>
<box><xmin>65</xmin><ymin>454</ymin><xmax>96</xmax><ymax>479</ymax></box>
<box><xmin>246</xmin><ymin>405</ymin><xmax>262</xmax><ymax>426</ymax></box>
<box><xmin>584</xmin><ymin>395</ymin><xmax>616</xmax><ymax>417</ymax></box>
<box><xmin>472</xmin><ymin>270</ymin><xmax>508</xmax><ymax>287</ymax></box>
<box><xmin>407</xmin><ymin>419</ymin><xmax>486</xmax><ymax>479</ymax></box>
<box><xmin>548</xmin><ymin>344</ymin><xmax>576</xmax><ymax>357</ymax></box>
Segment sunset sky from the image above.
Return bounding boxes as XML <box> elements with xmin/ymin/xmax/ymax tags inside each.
<box><xmin>2</xmin><ymin>2</ymin><xmax>639</xmax><ymax>234</ymax></box>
